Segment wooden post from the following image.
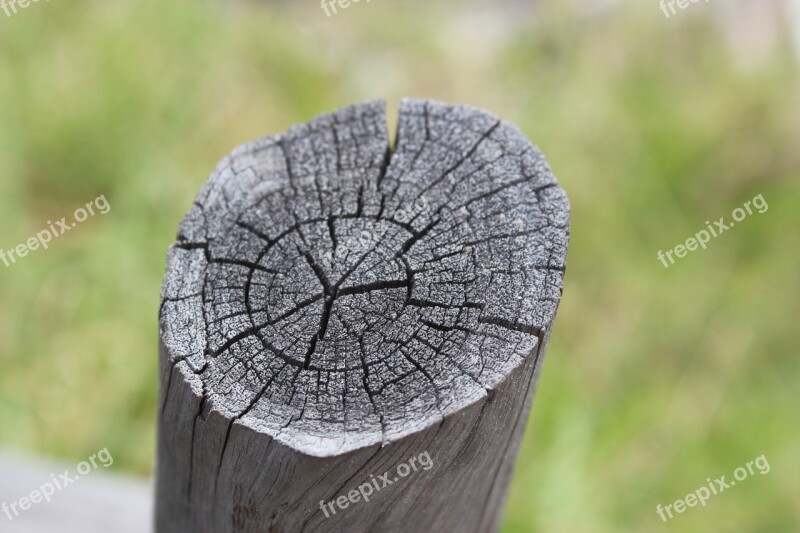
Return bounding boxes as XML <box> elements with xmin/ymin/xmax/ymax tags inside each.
<box><xmin>157</xmin><ymin>99</ymin><xmax>569</xmax><ymax>532</ymax></box>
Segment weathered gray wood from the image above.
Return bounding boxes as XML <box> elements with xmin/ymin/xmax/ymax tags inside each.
<box><xmin>157</xmin><ymin>98</ymin><xmax>569</xmax><ymax>533</ymax></box>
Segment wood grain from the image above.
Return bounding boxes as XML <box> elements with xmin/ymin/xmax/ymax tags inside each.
<box><xmin>157</xmin><ymin>99</ymin><xmax>569</xmax><ymax>532</ymax></box>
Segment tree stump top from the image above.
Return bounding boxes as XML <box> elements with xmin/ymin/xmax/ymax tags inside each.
<box><xmin>160</xmin><ymin>99</ymin><xmax>569</xmax><ymax>456</ymax></box>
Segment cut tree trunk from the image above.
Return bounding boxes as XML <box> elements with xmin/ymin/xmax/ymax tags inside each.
<box><xmin>157</xmin><ymin>98</ymin><xmax>569</xmax><ymax>533</ymax></box>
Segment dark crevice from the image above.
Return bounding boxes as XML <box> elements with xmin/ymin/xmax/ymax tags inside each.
<box><xmin>399</xmin><ymin>217</ymin><xmax>439</xmax><ymax>255</ymax></box>
<box><xmin>338</xmin><ymin>279</ymin><xmax>409</xmax><ymax>297</ymax></box>
<box><xmin>210</xmin><ymin>258</ymin><xmax>280</xmax><ymax>275</ymax></box>
<box><xmin>327</xmin><ymin>216</ymin><xmax>338</xmax><ymax>251</ymax></box>
<box><xmin>301</xmin><ymin>250</ymin><xmax>332</xmax><ymax>293</ymax></box>
<box><xmin>160</xmin><ymin>100</ymin><xmax>568</xmax><ymax>456</ymax></box>
<box><xmin>478</xmin><ymin>315</ymin><xmax>542</xmax><ymax>336</ymax></box>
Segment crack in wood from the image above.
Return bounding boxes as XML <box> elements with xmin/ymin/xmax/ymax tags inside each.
<box><xmin>157</xmin><ymin>99</ymin><xmax>569</xmax><ymax>533</ymax></box>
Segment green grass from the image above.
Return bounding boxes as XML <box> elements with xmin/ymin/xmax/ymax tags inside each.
<box><xmin>0</xmin><ymin>1</ymin><xmax>798</xmax><ymax>531</ymax></box>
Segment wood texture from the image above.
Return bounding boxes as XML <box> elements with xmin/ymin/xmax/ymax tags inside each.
<box><xmin>157</xmin><ymin>99</ymin><xmax>569</xmax><ymax>532</ymax></box>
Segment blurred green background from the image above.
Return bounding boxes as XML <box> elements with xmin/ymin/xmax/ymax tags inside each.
<box><xmin>0</xmin><ymin>0</ymin><xmax>798</xmax><ymax>531</ymax></box>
